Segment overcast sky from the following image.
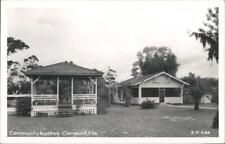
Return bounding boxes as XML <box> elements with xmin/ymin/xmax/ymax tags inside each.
<box><xmin>7</xmin><ymin>1</ymin><xmax>219</xmax><ymax>81</ymax></box>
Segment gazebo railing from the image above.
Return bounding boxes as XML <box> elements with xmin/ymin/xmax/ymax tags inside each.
<box><xmin>73</xmin><ymin>94</ymin><xmax>96</xmax><ymax>105</ymax></box>
<box><xmin>33</xmin><ymin>94</ymin><xmax>57</xmax><ymax>106</ymax></box>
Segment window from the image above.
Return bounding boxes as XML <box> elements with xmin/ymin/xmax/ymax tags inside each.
<box><xmin>73</xmin><ymin>77</ymin><xmax>95</xmax><ymax>94</ymax></box>
<box><xmin>35</xmin><ymin>77</ymin><xmax>57</xmax><ymax>94</ymax></box>
<box><xmin>142</xmin><ymin>88</ymin><xmax>159</xmax><ymax>97</ymax></box>
<box><xmin>165</xmin><ymin>88</ymin><xmax>180</xmax><ymax>97</ymax></box>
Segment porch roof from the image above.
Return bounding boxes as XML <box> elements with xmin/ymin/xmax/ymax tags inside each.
<box><xmin>113</xmin><ymin>72</ymin><xmax>189</xmax><ymax>87</ymax></box>
<box><xmin>25</xmin><ymin>61</ymin><xmax>103</xmax><ymax>76</ymax></box>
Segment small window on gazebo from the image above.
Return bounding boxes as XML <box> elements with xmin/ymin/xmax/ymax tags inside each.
<box><xmin>34</xmin><ymin>77</ymin><xmax>57</xmax><ymax>94</ymax></box>
<box><xmin>73</xmin><ymin>77</ymin><xmax>95</xmax><ymax>94</ymax></box>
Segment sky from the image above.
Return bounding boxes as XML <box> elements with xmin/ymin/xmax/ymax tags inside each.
<box><xmin>7</xmin><ymin>1</ymin><xmax>219</xmax><ymax>81</ymax></box>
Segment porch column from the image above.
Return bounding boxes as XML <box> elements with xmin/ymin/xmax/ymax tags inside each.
<box><xmin>181</xmin><ymin>85</ymin><xmax>184</xmax><ymax>104</ymax></box>
<box><xmin>95</xmin><ymin>77</ymin><xmax>98</xmax><ymax>114</ymax></box>
<box><xmin>57</xmin><ymin>76</ymin><xmax>59</xmax><ymax>106</ymax></box>
<box><xmin>138</xmin><ymin>85</ymin><xmax>142</xmax><ymax>104</ymax></box>
<box><xmin>71</xmin><ymin>77</ymin><xmax>73</xmax><ymax>105</ymax></box>
<box><xmin>30</xmin><ymin>77</ymin><xmax>33</xmax><ymax>116</ymax></box>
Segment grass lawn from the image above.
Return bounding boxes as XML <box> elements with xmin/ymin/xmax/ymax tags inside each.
<box><xmin>7</xmin><ymin>104</ymin><xmax>218</xmax><ymax>137</ymax></box>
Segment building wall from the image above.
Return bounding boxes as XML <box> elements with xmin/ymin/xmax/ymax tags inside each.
<box><xmin>140</xmin><ymin>97</ymin><xmax>159</xmax><ymax>103</ymax></box>
<box><xmin>130</xmin><ymin>97</ymin><xmax>182</xmax><ymax>104</ymax></box>
<box><xmin>140</xmin><ymin>74</ymin><xmax>182</xmax><ymax>88</ymax></box>
<box><xmin>164</xmin><ymin>97</ymin><xmax>182</xmax><ymax>103</ymax></box>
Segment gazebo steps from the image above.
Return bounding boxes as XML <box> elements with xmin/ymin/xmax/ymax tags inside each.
<box><xmin>58</xmin><ymin>109</ymin><xmax>73</xmax><ymax>117</ymax></box>
<box><xmin>58</xmin><ymin>104</ymin><xmax>73</xmax><ymax>116</ymax></box>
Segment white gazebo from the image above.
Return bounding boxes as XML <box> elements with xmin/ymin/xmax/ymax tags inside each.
<box><xmin>25</xmin><ymin>61</ymin><xmax>103</xmax><ymax>116</ymax></box>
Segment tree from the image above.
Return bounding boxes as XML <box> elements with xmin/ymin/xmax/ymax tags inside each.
<box><xmin>131</xmin><ymin>46</ymin><xmax>179</xmax><ymax>77</ymax></box>
<box><xmin>191</xmin><ymin>7</ymin><xmax>218</xmax><ymax>63</ymax></box>
<box><xmin>104</xmin><ymin>67</ymin><xmax>117</xmax><ymax>86</ymax></box>
<box><xmin>97</xmin><ymin>76</ymin><xmax>109</xmax><ymax>114</ymax></box>
<box><xmin>190</xmin><ymin>7</ymin><xmax>219</xmax><ymax>128</ymax></box>
<box><xmin>7</xmin><ymin>37</ymin><xmax>40</xmax><ymax>94</ymax></box>
<box><xmin>7</xmin><ymin>37</ymin><xmax>30</xmax><ymax>69</ymax></box>
<box><xmin>182</xmin><ymin>73</ymin><xmax>204</xmax><ymax>110</ymax></box>
<box><xmin>104</xmin><ymin>67</ymin><xmax>117</xmax><ymax>106</ymax></box>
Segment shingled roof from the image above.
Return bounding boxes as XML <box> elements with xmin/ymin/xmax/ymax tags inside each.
<box><xmin>114</xmin><ymin>72</ymin><xmax>188</xmax><ymax>87</ymax></box>
<box><xmin>25</xmin><ymin>61</ymin><xmax>103</xmax><ymax>76</ymax></box>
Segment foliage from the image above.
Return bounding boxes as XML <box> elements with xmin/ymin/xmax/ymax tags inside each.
<box><xmin>131</xmin><ymin>46</ymin><xmax>179</xmax><ymax>77</ymax></box>
<box><xmin>97</xmin><ymin>76</ymin><xmax>109</xmax><ymax>114</ymax></box>
<box><xmin>183</xmin><ymin>88</ymin><xmax>194</xmax><ymax>104</ymax></box>
<box><xmin>212</xmin><ymin>110</ymin><xmax>218</xmax><ymax>129</ymax></box>
<box><xmin>7</xmin><ymin>37</ymin><xmax>40</xmax><ymax>94</ymax></box>
<box><xmin>182</xmin><ymin>73</ymin><xmax>204</xmax><ymax>110</ymax></box>
<box><xmin>140</xmin><ymin>100</ymin><xmax>156</xmax><ymax>109</ymax></box>
<box><xmin>16</xmin><ymin>97</ymin><xmax>31</xmax><ymax>116</ymax></box>
<box><xmin>123</xmin><ymin>87</ymin><xmax>132</xmax><ymax>107</ymax></box>
<box><xmin>182</xmin><ymin>72</ymin><xmax>218</xmax><ymax>105</ymax></box>
<box><xmin>7</xmin><ymin>37</ymin><xmax>30</xmax><ymax>56</ymax></box>
<box><xmin>190</xmin><ymin>7</ymin><xmax>218</xmax><ymax>63</ymax></box>
<box><xmin>104</xmin><ymin>67</ymin><xmax>117</xmax><ymax>86</ymax></box>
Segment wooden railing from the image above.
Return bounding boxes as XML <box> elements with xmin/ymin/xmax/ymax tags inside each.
<box><xmin>33</xmin><ymin>94</ymin><xmax>57</xmax><ymax>100</ymax></box>
<box><xmin>33</xmin><ymin>94</ymin><xmax>57</xmax><ymax>106</ymax></box>
<box><xmin>8</xmin><ymin>94</ymin><xmax>30</xmax><ymax>98</ymax></box>
<box><xmin>73</xmin><ymin>94</ymin><xmax>96</xmax><ymax>105</ymax></box>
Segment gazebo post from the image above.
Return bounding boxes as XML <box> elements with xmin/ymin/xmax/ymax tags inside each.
<box><xmin>30</xmin><ymin>77</ymin><xmax>33</xmax><ymax>116</ymax></box>
<box><xmin>57</xmin><ymin>76</ymin><xmax>59</xmax><ymax>107</ymax></box>
<box><xmin>95</xmin><ymin>77</ymin><xmax>97</xmax><ymax>114</ymax></box>
<box><xmin>71</xmin><ymin>77</ymin><xmax>73</xmax><ymax>105</ymax></box>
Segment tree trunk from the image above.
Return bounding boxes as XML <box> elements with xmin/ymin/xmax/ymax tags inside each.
<box><xmin>194</xmin><ymin>102</ymin><xmax>199</xmax><ymax>110</ymax></box>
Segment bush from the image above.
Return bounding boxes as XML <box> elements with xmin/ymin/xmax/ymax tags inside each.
<box><xmin>140</xmin><ymin>100</ymin><xmax>155</xmax><ymax>109</ymax></box>
<box><xmin>97</xmin><ymin>99</ymin><xmax>108</xmax><ymax>114</ymax></box>
<box><xmin>124</xmin><ymin>87</ymin><xmax>132</xmax><ymax>107</ymax></box>
<box><xmin>212</xmin><ymin>110</ymin><xmax>218</xmax><ymax>129</ymax></box>
<box><xmin>16</xmin><ymin>97</ymin><xmax>31</xmax><ymax>116</ymax></box>
<box><xmin>97</xmin><ymin>76</ymin><xmax>109</xmax><ymax>114</ymax></box>
<box><xmin>183</xmin><ymin>94</ymin><xmax>194</xmax><ymax>104</ymax></box>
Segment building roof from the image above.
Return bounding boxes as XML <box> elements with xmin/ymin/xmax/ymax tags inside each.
<box><xmin>25</xmin><ymin>61</ymin><xmax>103</xmax><ymax>76</ymax></box>
<box><xmin>113</xmin><ymin>71</ymin><xmax>189</xmax><ymax>87</ymax></box>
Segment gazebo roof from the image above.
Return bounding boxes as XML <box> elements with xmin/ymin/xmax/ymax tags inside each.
<box><xmin>25</xmin><ymin>61</ymin><xmax>103</xmax><ymax>76</ymax></box>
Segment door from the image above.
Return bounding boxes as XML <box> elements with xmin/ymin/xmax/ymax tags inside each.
<box><xmin>159</xmin><ymin>88</ymin><xmax>165</xmax><ymax>103</ymax></box>
<box><xmin>59</xmin><ymin>77</ymin><xmax>72</xmax><ymax>106</ymax></box>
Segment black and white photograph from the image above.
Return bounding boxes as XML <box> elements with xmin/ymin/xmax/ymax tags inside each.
<box><xmin>1</xmin><ymin>0</ymin><xmax>224</xmax><ymax>143</ymax></box>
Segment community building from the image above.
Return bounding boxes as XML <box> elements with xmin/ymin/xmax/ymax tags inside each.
<box><xmin>110</xmin><ymin>72</ymin><xmax>189</xmax><ymax>105</ymax></box>
<box><xmin>25</xmin><ymin>61</ymin><xmax>103</xmax><ymax>116</ymax></box>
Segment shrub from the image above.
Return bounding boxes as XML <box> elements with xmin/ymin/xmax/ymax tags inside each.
<box><xmin>140</xmin><ymin>100</ymin><xmax>155</xmax><ymax>109</ymax></box>
<box><xmin>97</xmin><ymin>98</ymin><xmax>108</xmax><ymax>114</ymax></box>
<box><xmin>212</xmin><ymin>110</ymin><xmax>218</xmax><ymax>129</ymax></box>
<box><xmin>16</xmin><ymin>97</ymin><xmax>31</xmax><ymax>116</ymax></box>
<box><xmin>124</xmin><ymin>87</ymin><xmax>132</xmax><ymax>107</ymax></box>
<box><xmin>97</xmin><ymin>76</ymin><xmax>109</xmax><ymax>114</ymax></box>
<box><xmin>183</xmin><ymin>92</ymin><xmax>194</xmax><ymax>104</ymax></box>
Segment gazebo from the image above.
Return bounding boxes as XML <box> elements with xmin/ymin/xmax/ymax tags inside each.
<box><xmin>25</xmin><ymin>61</ymin><xmax>103</xmax><ymax>116</ymax></box>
